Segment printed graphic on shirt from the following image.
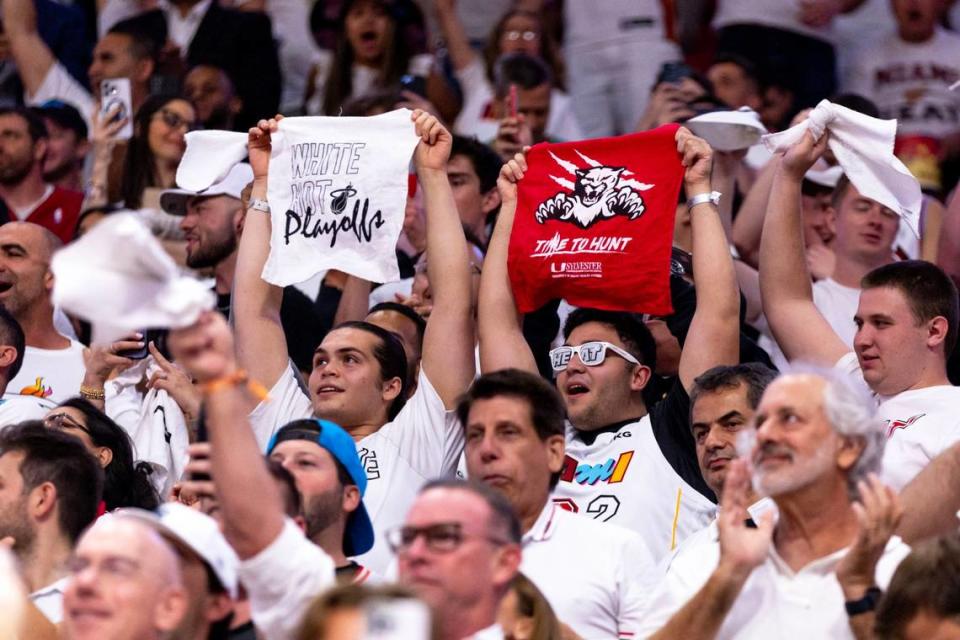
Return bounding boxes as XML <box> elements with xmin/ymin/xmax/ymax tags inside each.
<box><xmin>552</xmin><ymin>494</ymin><xmax>622</xmax><ymax>521</ymax></box>
<box><xmin>285</xmin><ymin>142</ymin><xmax>385</xmax><ymax>248</ymax></box>
<box><xmin>20</xmin><ymin>376</ymin><xmax>53</xmax><ymax>399</ymax></box>
<box><xmin>884</xmin><ymin>413</ymin><xmax>926</xmax><ymax>438</ymax></box>
<box><xmin>358</xmin><ymin>447</ymin><xmax>381</xmax><ymax>480</ymax></box>
<box><xmin>534</xmin><ymin>151</ymin><xmax>651</xmax><ymax>228</ymax></box>
<box><xmin>560</xmin><ymin>451</ymin><xmax>635</xmax><ymax>485</ymax></box>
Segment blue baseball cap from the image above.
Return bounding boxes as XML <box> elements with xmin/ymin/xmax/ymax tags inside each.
<box><xmin>266</xmin><ymin>419</ymin><xmax>374</xmax><ymax>556</ymax></box>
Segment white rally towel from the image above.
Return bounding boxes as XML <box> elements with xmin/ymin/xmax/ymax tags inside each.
<box><xmin>686</xmin><ymin>107</ymin><xmax>768</xmax><ymax>151</ymax></box>
<box><xmin>762</xmin><ymin>99</ymin><xmax>922</xmax><ymax>238</ymax></box>
<box><xmin>175</xmin><ymin>110</ymin><xmax>420</xmax><ymax>287</ymax></box>
<box><xmin>51</xmin><ymin>214</ymin><xmax>215</xmax><ymax>343</ymax></box>
<box><xmin>263</xmin><ymin>110</ymin><xmax>419</xmax><ymax>286</ymax></box>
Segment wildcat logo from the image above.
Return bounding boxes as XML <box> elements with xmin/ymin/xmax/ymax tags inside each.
<box><xmin>535</xmin><ymin>150</ymin><xmax>652</xmax><ymax>229</ymax></box>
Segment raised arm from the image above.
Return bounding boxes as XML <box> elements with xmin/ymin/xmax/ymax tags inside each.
<box><xmin>1</xmin><ymin>0</ymin><xmax>56</xmax><ymax>98</ymax></box>
<box><xmin>758</xmin><ymin>132</ymin><xmax>849</xmax><ymax>365</ymax></box>
<box><xmin>676</xmin><ymin>128</ymin><xmax>740</xmax><ymax>392</ymax></box>
<box><xmin>897</xmin><ymin>441</ymin><xmax>960</xmax><ymax>544</ymax></box>
<box><xmin>169</xmin><ymin>311</ymin><xmax>284</xmax><ymax>559</ymax></box>
<box><xmin>333</xmin><ymin>275</ymin><xmax>373</xmax><ymax>326</ymax></box>
<box><xmin>731</xmin><ymin>158</ymin><xmax>778</xmax><ymax>267</ymax></box>
<box><xmin>477</xmin><ymin>152</ymin><xmax>539</xmax><ymax>375</ymax></box>
<box><xmin>434</xmin><ymin>0</ymin><xmax>478</xmax><ymax>73</ymax></box>
<box><xmin>412</xmin><ymin>110</ymin><xmax>476</xmax><ymax>406</ymax></box>
<box><xmin>233</xmin><ymin>118</ymin><xmax>290</xmax><ymax>389</ymax></box>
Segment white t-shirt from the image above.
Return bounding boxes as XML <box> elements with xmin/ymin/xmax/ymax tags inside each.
<box><xmin>236</xmin><ymin>518</ymin><xmax>335</xmax><ymax>640</ymax></box>
<box><xmin>521</xmin><ymin>502</ymin><xmax>655</xmax><ymax>639</ymax></box>
<box><xmin>452</xmin><ymin>57</ymin><xmax>585</xmax><ymax>144</ymax></box>
<box><xmin>0</xmin><ymin>394</ymin><xmax>52</xmax><ymax>427</ymax></box>
<box><xmin>31</xmin><ymin>578</ymin><xmax>68</xmax><ymax>624</ymax></box>
<box><xmin>835</xmin><ymin>352</ymin><xmax>960</xmax><ymax>490</ymax></box>
<box><xmin>6</xmin><ymin>340</ymin><xmax>87</xmax><ymax>405</ymax></box>
<box><xmin>248</xmin><ymin>363</ymin><xmax>462</xmax><ymax>572</ymax></box>
<box><xmin>713</xmin><ymin>0</ymin><xmax>835</xmax><ymax>43</ymax></box>
<box><xmin>29</xmin><ymin>62</ymin><xmax>95</xmax><ymax>131</ymax></box>
<box><xmin>564</xmin><ymin>0</ymin><xmax>672</xmax><ymax>47</ymax></box>
<box><xmin>637</xmin><ymin>527</ymin><xmax>910</xmax><ymax>638</ymax></box>
<box><xmin>552</xmin><ymin>409</ymin><xmax>718</xmax><ymax>562</ymax></box>
<box><xmin>844</xmin><ymin>27</ymin><xmax>960</xmax><ymax>140</ymax></box>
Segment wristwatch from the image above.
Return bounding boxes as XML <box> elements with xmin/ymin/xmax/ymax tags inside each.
<box><xmin>686</xmin><ymin>191</ymin><xmax>721</xmax><ymax>210</ymax></box>
<box><xmin>844</xmin><ymin>586</ymin><xmax>883</xmax><ymax>616</ymax></box>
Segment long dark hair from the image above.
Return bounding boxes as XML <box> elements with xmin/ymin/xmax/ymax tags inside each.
<box><xmin>321</xmin><ymin>0</ymin><xmax>414</xmax><ymax>116</ymax></box>
<box><xmin>118</xmin><ymin>94</ymin><xmax>188</xmax><ymax>208</ymax></box>
<box><xmin>58</xmin><ymin>397</ymin><xmax>160</xmax><ymax>511</ymax></box>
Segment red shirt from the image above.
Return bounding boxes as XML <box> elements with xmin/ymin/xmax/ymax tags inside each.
<box><xmin>9</xmin><ymin>186</ymin><xmax>84</xmax><ymax>243</ymax></box>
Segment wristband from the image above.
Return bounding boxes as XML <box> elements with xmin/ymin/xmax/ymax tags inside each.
<box><xmin>844</xmin><ymin>586</ymin><xmax>882</xmax><ymax>616</ymax></box>
<box><xmin>201</xmin><ymin>369</ymin><xmax>269</xmax><ymax>401</ymax></box>
<box><xmin>686</xmin><ymin>191</ymin><xmax>721</xmax><ymax>210</ymax></box>
<box><xmin>249</xmin><ymin>198</ymin><xmax>270</xmax><ymax>213</ymax></box>
<box><xmin>79</xmin><ymin>385</ymin><xmax>106</xmax><ymax>401</ymax></box>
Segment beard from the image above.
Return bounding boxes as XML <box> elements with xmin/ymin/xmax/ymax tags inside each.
<box><xmin>752</xmin><ymin>440</ymin><xmax>835</xmax><ymax>497</ymax></box>
<box><xmin>304</xmin><ymin>487</ymin><xmax>345</xmax><ymax>542</ymax></box>
<box><xmin>186</xmin><ymin>232</ymin><xmax>237</xmax><ymax>269</ymax></box>
<box><xmin>0</xmin><ymin>154</ymin><xmax>35</xmax><ymax>186</ymax></box>
<box><xmin>0</xmin><ymin>497</ymin><xmax>35</xmax><ymax>556</ymax></box>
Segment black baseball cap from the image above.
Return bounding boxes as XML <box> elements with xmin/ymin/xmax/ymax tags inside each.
<box><xmin>36</xmin><ymin>100</ymin><xmax>88</xmax><ymax>139</ymax></box>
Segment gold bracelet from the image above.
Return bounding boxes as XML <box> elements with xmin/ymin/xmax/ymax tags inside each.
<box><xmin>79</xmin><ymin>385</ymin><xmax>105</xmax><ymax>401</ymax></box>
<box><xmin>200</xmin><ymin>370</ymin><xmax>269</xmax><ymax>401</ymax></box>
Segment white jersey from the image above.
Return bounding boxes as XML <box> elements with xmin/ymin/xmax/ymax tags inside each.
<box><xmin>6</xmin><ymin>339</ymin><xmax>86</xmax><ymax>405</ymax></box>
<box><xmin>844</xmin><ymin>27</ymin><xmax>960</xmax><ymax>140</ymax></box>
<box><xmin>0</xmin><ymin>394</ymin><xmax>52</xmax><ymax>428</ymax></box>
<box><xmin>637</xmin><ymin>527</ymin><xmax>909</xmax><ymax>638</ymax></box>
<box><xmin>551</xmin><ymin>385</ymin><xmax>717</xmax><ymax>561</ymax></box>
<box><xmin>522</xmin><ymin>502</ymin><xmax>655</xmax><ymax>639</ymax></box>
<box><xmin>248</xmin><ymin>363</ymin><xmax>462</xmax><ymax>572</ymax></box>
<box><xmin>835</xmin><ymin>352</ymin><xmax>960</xmax><ymax>490</ymax></box>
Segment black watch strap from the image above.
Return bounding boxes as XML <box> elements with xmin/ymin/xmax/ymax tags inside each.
<box><xmin>845</xmin><ymin>586</ymin><xmax>883</xmax><ymax>616</ymax></box>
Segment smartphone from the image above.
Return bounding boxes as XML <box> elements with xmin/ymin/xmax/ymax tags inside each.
<box><xmin>507</xmin><ymin>83</ymin><xmax>518</xmax><ymax>119</ymax></box>
<box><xmin>399</xmin><ymin>74</ymin><xmax>427</xmax><ymax>98</ymax></box>
<box><xmin>362</xmin><ymin>599</ymin><xmax>431</xmax><ymax>640</ymax></box>
<box><xmin>117</xmin><ymin>328</ymin><xmax>168</xmax><ymax>360</ymax></box>
<box><xmin>99</xmin><ymin>78</ymin><xmax>133</xmax><ymax>140</ymax></box>
<box><xmin>657</xmin><ymin>62</ymin><xmax>693</xmax><ymax>85</ymax></box>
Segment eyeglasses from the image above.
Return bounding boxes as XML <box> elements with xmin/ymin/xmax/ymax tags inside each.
<box><xmin>504</xmin><ymin>30</ymin><xmax>538</xmax><ymax>42</ymax></box>
<box><xmin>155</xmin><ymin>109</ymin><xmax>197</xmax><ymax>132</ymax></box>
<box><xmin>44</xmin><ymin>412</ymin><xmax>90</xmax><ymax>434</ymax></box>
<box><xmin>548</xmin><ymin>341</ymin><xmax>641</xmax><ymax>372</ymax></box>
<box><xmin>386</xmin><ymin>523</ymin><xmax>508</xmax><ymax>554</ymax></box>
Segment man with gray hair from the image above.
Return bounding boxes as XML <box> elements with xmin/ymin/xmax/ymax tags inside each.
<box><xmin>639</xmin><ymin>366</ymin><xmax>910</xmax><ymax>640</ymax></box>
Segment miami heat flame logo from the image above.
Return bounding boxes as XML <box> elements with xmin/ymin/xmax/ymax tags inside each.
<box><xmin>535</xmin><ymin>150</ymin><xmax>652</xmax><ymax>229</ymax></box>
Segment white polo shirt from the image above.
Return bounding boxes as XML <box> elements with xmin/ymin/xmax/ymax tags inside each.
<box><xmin>835</xmin><ymin>352</ymin><xmax>960</xmax><ymax>491</ymax></box>
<box><xmin>31</xmin><ymin>577</ymin><xmax>68</xmax><ymax>623</ymax></box>
<box><xmin>248</xmin><ymin>363</ymin><xmax>462</xmax><ymax>573</ymax></box>
<box><xmin>521</xmin><ymin>502</ymin><xmax>655</xmax><ymax>639</ymax></box>
<box><xmin>637</xmin><ymin>525</ymin><xmax>910</xmax><ymax>638</ymax></box>
<box><xmin>552</xmin><ymin>413</ymin><xmax>718</xmax><ymax>562</ymax></box>
<box><xmin>236</xmin><ymin>519</ymin><xmax>335</xmax><ymax>640</ymax></box>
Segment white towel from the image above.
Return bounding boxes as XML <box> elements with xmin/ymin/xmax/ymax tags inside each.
<box><xmin>174</xmin><ymin>109</ymin><xmax>420</xmax><ymax>287</ymax></box>
<box><xmin>763</xmin><ymin>100</ymin><xmax>922</xmax><ymax>238</ymax></box>
<box><xmin>686</xmin><ymin>107</ymin><xmax>768</xmax><ymax>151</ymax></box>
<box><xmin>51</xmin><ymin>214</ymin><xmax>215</xmax><ymax>343</ymax></box>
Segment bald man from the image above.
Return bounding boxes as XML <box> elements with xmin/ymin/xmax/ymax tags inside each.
<box><xmin>62</xmin><ymin>516</ymin><xmax>189</xmax><ymax>640</ymax></box>
<box><xmin>0</xmin><ymin>221</ymin><xmax>86</xmax><ymax>404</ymax></box>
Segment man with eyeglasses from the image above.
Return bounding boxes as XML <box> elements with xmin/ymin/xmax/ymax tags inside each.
<box><xmin>457</xmin><ymin>367</ymin><xmax>655</xmax><ymax>638</ymax></box>
<box><xmin>479</xmin><ymin>130</ymin><xmax>740</xmax><ymax>560</ymax></box>
<box><xmin>390</xmin><ymin>479</ymin><xmax>522</xmax><ymax>640</ymax></box>
<box><xmin>0</xmin><ymin>421</ymin><xmax>103</xmax><ymax>624</ymax></box>
<box><xmin>62</xmin><ymin>514</ymin><xmax>189</xmax><ymax>640</ymax></box>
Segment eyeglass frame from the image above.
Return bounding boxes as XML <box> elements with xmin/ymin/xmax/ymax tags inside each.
<box><xmin>154</xmin><ymin>108</ymin><xmax>197</xmax><ymax>132</ymax></box>
<box><xmin>386</xmin><ymin>522</ymin><xmax>511</xmax><ymax>554</ymax></box>
<box><xmin>44</xmin><ymin>411</ymin><xmax>91</xmax><ymax>435</ymax></box>
<box><xmin>548</xmin><ymin>340</ymin><xmax>642</xmax><ymax>372</ymax></box>
<box><xmin>503</xmin><ymin>29</ymin><xmax>539</xmax><ymax>41</ymax></box>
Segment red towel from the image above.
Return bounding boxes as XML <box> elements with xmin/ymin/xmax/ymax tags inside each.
<box><xmin>508</xmin><ymin>124</ymin><xmax>684</xmax><ymax>314</ymax></box>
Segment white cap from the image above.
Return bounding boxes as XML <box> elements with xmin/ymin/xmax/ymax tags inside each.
<box><xmin>160</xmin><ymin>162</ymin><xmax>254</xmax><ymax>216</ymax></box>
<box><xmin>805</xmin><ymin>164</ymin><xmax>844</xmax><ymax>188</ymax></box>
<box><xmin>117</xmin><ymin>503</ymin><xmax>239</xmax><ymax>599</ymax></box>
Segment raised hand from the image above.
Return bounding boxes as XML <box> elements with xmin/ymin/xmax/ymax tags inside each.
<box><xmin>166</xmin><ymin>311</ymin><xmax>237</xmax><ymax>384</ymax></box>
<box><xmin>836</xmin><ymin>473</ymin><xmax>903</xmax><ymax>598</ymax></box>
<box><xmin>496</xmin><ymin>150</ymin><xmax>529</xmax><ymax>205</ymax></box>
<box><xmin>675</xmin><ymin>126</ymin><xmax>714</xmax><ymax>193</ymax></box>
<box><xmin>493</xmin><ymin>115</ymin><xmax>533</xmax><ymax>162</ymax></box>
<box><xmin>412</xmin><ymin>108</ymin><xmax>452</xmax><ymax>172</ymax></box>
<box><xmin>780</xmin><ymin>129</ymin><xmax>830</xmax><ymax>181</ymax></box>
<box><xmin>82</xmin><ymin>334</ymin><xmax>142</xmax><ymax>386</ymax></box>
<box><xmin>717</xmin><ymin>459</ymin><xmax>775</xmax><ymax>578</ymax></box>
<box><xmin>248</xmin><ymin>115</ymin><xmax>283</xmax><ymax>182</ymax></box>
<box><xmin>145</xmin><ymin>341</ymin><xmax>201</xmax><ymax>421</ymax></box>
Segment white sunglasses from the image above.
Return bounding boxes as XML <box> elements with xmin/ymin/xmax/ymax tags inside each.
<box><xmin>549</xmin><ymin>341</ymin><xmax>641</xmax><ymax>372</ymax></box>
